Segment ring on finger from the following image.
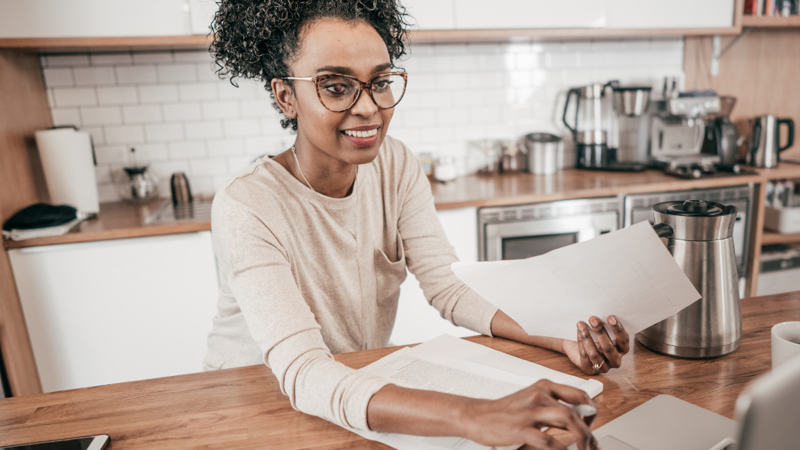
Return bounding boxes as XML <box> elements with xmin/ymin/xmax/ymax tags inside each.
<box><xmin>592</xmin><ymin>360</ymin><xmax>604</xmax><ymax>371</ymax></box>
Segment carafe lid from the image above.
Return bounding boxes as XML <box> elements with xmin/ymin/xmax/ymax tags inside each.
<box><xmin>653</xmin><ymin>200</ymin><xmax>737</xmax><ymax>240</ymax></box>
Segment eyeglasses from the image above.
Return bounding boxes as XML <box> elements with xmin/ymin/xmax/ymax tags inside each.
<box><xmin>283</xmin><ymin>72</ymin><xmax>408</xmax><ymax>113</ymax></box>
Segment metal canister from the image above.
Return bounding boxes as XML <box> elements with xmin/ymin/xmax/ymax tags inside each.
<box><xmin>520</xmin><ymin>133</ymin><xmax>563</xmax><ymax>175</ymax></box>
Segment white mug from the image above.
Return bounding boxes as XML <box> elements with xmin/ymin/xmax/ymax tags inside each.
<box><xmin>771</xmin><ymin>321</ymin><xmax>800</xmax><ymax>370</ymax></box>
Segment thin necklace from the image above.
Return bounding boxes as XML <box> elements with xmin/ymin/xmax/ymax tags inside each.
<box><xmin>291</xmin><ymin>145</ymin><xmax>357</xmax><ymax>237</ymax></box>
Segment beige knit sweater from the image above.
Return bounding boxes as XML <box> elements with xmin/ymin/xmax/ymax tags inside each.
<box><xmin>204</xmin><ymin>136</ymin><xmax>498</xmax><ymax>431</ymax></box>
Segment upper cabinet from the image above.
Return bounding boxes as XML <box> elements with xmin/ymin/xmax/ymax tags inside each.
<box><xmin>605</xmin><ymin>0</ymin><xmax>735</xmax><ymax>29</ymax></box>
<box><xmin>453</xmin><ymin>0</ymin><xmax>606</xmax><ymax>29</ymax></box>
<box><xmin>0</xmin><ymin>0</ymin><xmax>193</xmax><ymax>38</ymax></box>
<box><xmin>404</xmin><ymin>0</ymin><xmax>456</xmax><ymax>30</ymax></box>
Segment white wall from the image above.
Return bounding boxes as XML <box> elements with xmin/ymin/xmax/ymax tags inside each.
<box><xmin>40</xmin><ymin>39</ymin><xmax>684</xmax><ymax>202</ymax></box>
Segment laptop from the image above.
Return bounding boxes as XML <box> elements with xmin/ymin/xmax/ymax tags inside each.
<box><xmin>569</xmin><ymin>354</ymin><xmax>800</xmax><ymax>450</ymax></box>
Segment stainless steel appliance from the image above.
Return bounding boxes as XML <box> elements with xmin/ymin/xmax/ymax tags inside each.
<box><xmin>478</xmin><ymin>197</ymin><xmax>621</xmax><ymax>261</ymax></box>
<box><xmin>746</xmin><ymin>115</ymin><xmax>795</xmax><ymax>168</ymax></box>
<box><xmin>637</xmin><ymin>200</ymin><xmax>741</xmax><ymax>358</ymax></box>
<box><xmin>170</xmin><ymin>172</ymin><xmax>193</xmax><ymax>205</ymax></box>
<box><xmin>702</xmin><ymin>96</ymin><xmax>740</xmax><ymax>169</ymax></box>
<box><xmin>623</xmin><ymin>185</ymin><xmax>754</xmax><ymax>295</ymax></box>
<box><xmin>650</xmin><ymin>95</ymin><xmax>721</xmax><ymax>169</ymax></box>
<box><xmin>520</xmin><ymin>133</ymin><xmax>563</xmax><ymax>175</ymax></box>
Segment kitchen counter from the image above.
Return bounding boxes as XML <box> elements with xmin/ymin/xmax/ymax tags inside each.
<box><xmin>5</xmin><ymin>164</ymin><xmax>800</xmax><ymax>249</ymax></box>
<box><xmin>0</xmin><ymin>291</ymin><xmax>798</xmax><ymax>449</ymax></box>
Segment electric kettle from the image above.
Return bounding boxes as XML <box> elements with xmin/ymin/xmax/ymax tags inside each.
<box><xmin>637</xmin><ymin>200</ymin><xmax>741</xmax><ymax>359</ymax></box>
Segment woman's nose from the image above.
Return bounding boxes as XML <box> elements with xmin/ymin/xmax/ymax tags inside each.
<box><xmin>349</xmin><ymin>88</ymin><xmax>379</xmax><ymax>117</ymax></box>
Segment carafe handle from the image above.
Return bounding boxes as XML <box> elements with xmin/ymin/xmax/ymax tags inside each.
<box><xmin>652</xmin><ymin>223</ymin><xmax>673</xmax><ymax>238</ymax></box>
<box><xmin>778</xmin><ymin>118</ymin><xmax>794</xmax><ymax>153</ymax></box>
<box><xmin>562</xmin><ymin>88</ymin><xmax>580</xmax><ymax>137</ymax></box>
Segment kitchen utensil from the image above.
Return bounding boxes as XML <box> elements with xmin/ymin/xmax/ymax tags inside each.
<box><xmin>702</xmin><ymin>96</ymin><xmax>739</xmax><ymax>166</ymax></box>
<box><xmin>114</xmin><ymin>166</ymin><xmax>159</xmax><ymax>203</ymax></box>
<box><xmin>170</xmin><ymin>173</ymin><xmax>193</xmax><ymax>205</ymax></box>
<box><xmin>637</xmin><ymin>199</ymin><xmax>741</xmax><ymax>358</ymax></box>
<box><xmin>612</xmin><ymin>86</ymin><xmax>652</xmax><ymax>117</ymax></box>
<box><xmin>499</xmin><ymin>140</ymin><xmax>527</xmax><ymax>173</ymax></box>
<box><xmin>771</xmin><ymin>321</ymin><xmax>800</xmax><ymax>369</ymax></box>
<box><xmin>433</xmin><ymin>156</ymin><xmax>457</xmax><ymax>182</ymax></box>
<box><xmin>563</xmin><ymin>83</ymin><xmax>617</xmax><ymax>169</ymax></box>
<box><xmin>746</xmin><ymin>115</ymin><xmax>795</xmax><ymax>168</ymax></box>
<box><xmin>520</xmin><ymin>133</ymin><xmax>562</xmax><ymax>175</ymax></box>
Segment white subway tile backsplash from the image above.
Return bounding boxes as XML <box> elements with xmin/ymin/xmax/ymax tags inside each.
<box><xmin>145</xmin><ymin>123</ymin><xmax>185</xmax><ymax>142</ymax></box>
<box><xmin>157</xmin><ymin>64</ymin><xmax>198</xmax><ymax>83</ymax></box>
<box><xmin>53</xmin><ymin>88</ymin><xmax>97</xmax><ymax>107</ymax></box>
<box><xmin>97</xmin><ymin>86</ymin><xmax>138</xmax><ymax>105</ymax></box>
<box><xmin>139</xmin><ymin>85</ymin><xmax>179</xmax><ymax>103</ymax></box>
<box><xmin>51</xmin><ymin>108</ymin><xmax>81</xmax><ymax>126</ymax></box>
<box><xmin>190</xmin><ymin>158</ymin><xmax>229</xmax><ymax>177</ymax></box>
<box><xmin>204</xmin><ymin>101</ymin><xmax>241</xmax><ymax>119</ymax></box>
<box><xmin>105</xmin><ymin>125</ymin><xmax>145</xmax><ymax>144</ymax></box>
<box><xmin>90</xmin><ymin>53</ymin><xmax>133</xmax><ymax>66</ymax></box>
<box><xmin>80</xmin><ymin>106</ymin><xmax>123</xmax><ymax>126</ymax></box>
<box><xmin>116</xmin><ymin>66</ymin><xmax>158</xmax><ymax>84</ymax></box>
<box><xmin>40</xmin><ymin>40</ymin><xmax>684</xmax><ymax>200</ymax></box>
<box><xmin>169</xmin><ymin>141</ymin><xmax>207</xmax><ymax>159</ymax></box>
<box><xmin>43</xmin><ymin>68</ymin><xmax>74</xmax><ymax>87</ymax></box>
<box><xmin>46</xmin><ymin>54</ymin><xmax>90</xmax><ymax>67</ymax></box>
<box><xmin>207</xmin><ymin>138</ymin><xmax>245</xmax><ymax>157</ymax></box>
<box><xmin>164</xmin><ymin>103</ymin><xmax>202</xmax><ymax>122</ymax></box>
<box><xmin>180</xmin><ymin>83</ymin><xmax>219</xmax><ymax>101</ymax></box>
<box><xmin>185</xmin><ymin>121</ymin><xmax>223</xmax><ymax>139</ymax></box>
<box><xmin>73</xmin><ymin>67</ymin><xmax>116</xmax><ymax>86</ymax></box>
<box><xmin>123</xmin><ymin>105</ymin><xmax>163</xmax><ymax>124</ymax></box>
<box><xmin>133</xmin><ymin>52</ymin><xmax>174</xmax><ymax>64</ymax></box>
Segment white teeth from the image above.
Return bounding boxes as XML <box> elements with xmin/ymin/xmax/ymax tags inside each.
<box><xmin>344</xmin><ymin>128</ymin><xmax>378</xmax><ymax>138</ymax></box>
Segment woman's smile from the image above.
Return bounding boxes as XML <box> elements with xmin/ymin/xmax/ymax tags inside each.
<box><xmin>341</xmin><ymin>125</ymin><xmax>381</xmax><ymax>147</ymax></box>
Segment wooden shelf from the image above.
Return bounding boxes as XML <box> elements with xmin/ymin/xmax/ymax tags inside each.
<box><xmin>0</xmin><ymin>35</ymin><xmax>212</xmax><ymax>52</ymax></box>
<box><xmin>741</xmin><ymin>15</ymin><xmax>800</xmax><ymax>27</ymax></box>
<box><xmin>0</xmin><ymin>26</ymin><xmax>744</xmax><ymax>52</ymax></box>
<box><xmin>762</xmin><ymin>231</ymin><xmax>800</xmax><ymax>245</ymax></box>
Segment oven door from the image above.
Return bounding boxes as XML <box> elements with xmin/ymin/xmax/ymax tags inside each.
<box><xmin>483</xmin><ymin>213</ymin><xmax>619</xmax><ymax>261</ymax></box>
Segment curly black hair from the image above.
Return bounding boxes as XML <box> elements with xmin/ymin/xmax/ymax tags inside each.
<box><xmin>210</xmin><ymin>0</ymin><xmax>411</xmax><ymax>131</ymax></box>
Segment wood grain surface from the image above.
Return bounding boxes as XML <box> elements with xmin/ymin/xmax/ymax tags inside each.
<box><xmin>0</xmin><ymin>292</ymin><xmax>797</xmax><ymax>450</ymax></box>
<box><xmin>0</xmin><ymin>49</ymin><xmax>53</xmax><ymax>396</ymax></box>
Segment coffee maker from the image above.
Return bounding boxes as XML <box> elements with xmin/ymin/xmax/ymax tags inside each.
<box><xmin>562</xmin><ymin>82</ymin><xmax>648</xmax><ymax>171</ymax></box>
<box><xmin>701</xmin><ymin>96</ymin><xmax>740</xmax><ymax>171</ymax></box>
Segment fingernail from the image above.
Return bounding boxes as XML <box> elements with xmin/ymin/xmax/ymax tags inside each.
<box><xmin>589</xmin><ymin>317</ymin><xmax>599</xmax><ymax>327</ymax></box>
<box><xmin>578</xmin><ymin>322</ymin><xmax>586</xmax><ymax>330</ymax></box>
<box><xmin>609</xmin><ymin>316</ymin><xmax>617</xmax><ymax>325</ymax></box>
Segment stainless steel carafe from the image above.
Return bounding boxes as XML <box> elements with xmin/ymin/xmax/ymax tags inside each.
<box><xmin>637</xmin><ymin>200</ymin><xmax>741</xmax><ymax>359</ymax></box>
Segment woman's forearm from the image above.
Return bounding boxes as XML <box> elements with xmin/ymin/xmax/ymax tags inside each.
<box><xmin>490</xmin><ymin>310</ymin><xmax>566</xmax><ymax>354</ymax></box>
<box><xmin>366</xmin><ymin>384</ymin><xmax>474</xmax><ymax>435</ymax></box>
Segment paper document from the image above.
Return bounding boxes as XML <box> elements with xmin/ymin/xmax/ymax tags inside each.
<box><xmin>354</xmin><ymin>334</ymin><xmax>603</xmax><ymax>450</ymax></box>
<box><xmin>452</xmin><ymin>222</ymin><xmax>700</xmax><ymax>341</ymax></box>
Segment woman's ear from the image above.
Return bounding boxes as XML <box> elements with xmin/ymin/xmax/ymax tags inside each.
<box><xmin>271</xmin><ymin>78</ymin><xmax>297</xmax><ymax>119</ymax></box>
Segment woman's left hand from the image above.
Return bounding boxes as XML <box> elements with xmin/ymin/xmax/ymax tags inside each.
<box><xmin>562</xmin><ymin>315</ymin><xmax>630</xmax><ymax>375</ymax></box>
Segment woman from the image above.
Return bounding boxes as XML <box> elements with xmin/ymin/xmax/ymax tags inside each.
<box><xmin>204</xmin><ymin>1</ymin><xmax>629</xmax><ymax>448</ymax></box>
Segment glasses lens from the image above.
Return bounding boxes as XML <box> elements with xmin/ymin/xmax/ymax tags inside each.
<box><xmin>317</xmin><ymin>75</ymin><xmax>360</xmax><ymax>111</ymax></box>
<box><xmin>371</xmin><ymin>73</ymin><xmax>406</xmax><ymax>109</ymax></box>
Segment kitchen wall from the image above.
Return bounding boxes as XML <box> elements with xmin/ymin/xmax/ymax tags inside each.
<box><xmin>40</xmin><ymin>39</ymin><xmax>684</xmax><ymax>201</ymax></box>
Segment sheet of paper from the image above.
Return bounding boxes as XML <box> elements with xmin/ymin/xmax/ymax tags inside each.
<box><xmin>452</xmin><ymin>221</ymin><xmax>701</xmax><ymax>341</ymax></box>
<box><xmin>354</xmin><ymin>334</ymin><xmax>603</xmax><ymax>450</ymax></box>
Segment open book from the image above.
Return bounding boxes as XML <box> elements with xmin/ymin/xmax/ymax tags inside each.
<box><xmin>354</xmin><ymin>334</ymin><xmax>603</xmax><ymax>450</ymax></box>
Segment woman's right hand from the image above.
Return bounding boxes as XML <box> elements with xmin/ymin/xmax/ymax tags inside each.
<box><xmin>461</xmin><ymin>379</ymin><xmax>599</xmax><ymax>450</ymax></box>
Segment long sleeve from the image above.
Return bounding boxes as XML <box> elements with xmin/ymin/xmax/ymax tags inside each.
<box><xmin>393</xmin><ymin>143</ymin><xmax>499</xmax><ymax>336</ymax></box>
<box><xmin>212</xmin><ymin>191</ymin><xmax>390</xmax><ymax>431</ymax></box>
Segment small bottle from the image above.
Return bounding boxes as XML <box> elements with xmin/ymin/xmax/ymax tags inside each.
<box><xmin>418</xmin><ymin>152</ymin><xmax>434</xmax><ymax>177</ymax></box>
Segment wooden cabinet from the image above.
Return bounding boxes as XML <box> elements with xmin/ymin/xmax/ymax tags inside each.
<box><xmin>7</xmin><ymin>232</ymin><xmax>219</xmax><ymax>393</ymax></box>
<box><xmin>0</xmin><ymin>0</ymin><xmax>192</xmax><ymax>38</ymax></box>
<box><xmin>390</xmin><ymin>207</ymin><xmax>479</xmax><ymax>346</ymax></box>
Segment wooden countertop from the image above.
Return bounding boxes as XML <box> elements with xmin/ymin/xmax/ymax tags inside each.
<box><xmin>0</xmin><ymin>291</ymin><xmax>798</xmax><ymax>449</ymax></box>
<box><xmin>5</xmin><ymin>164</ymin><xmax>800</xmax><ymax>249</ymax></box>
